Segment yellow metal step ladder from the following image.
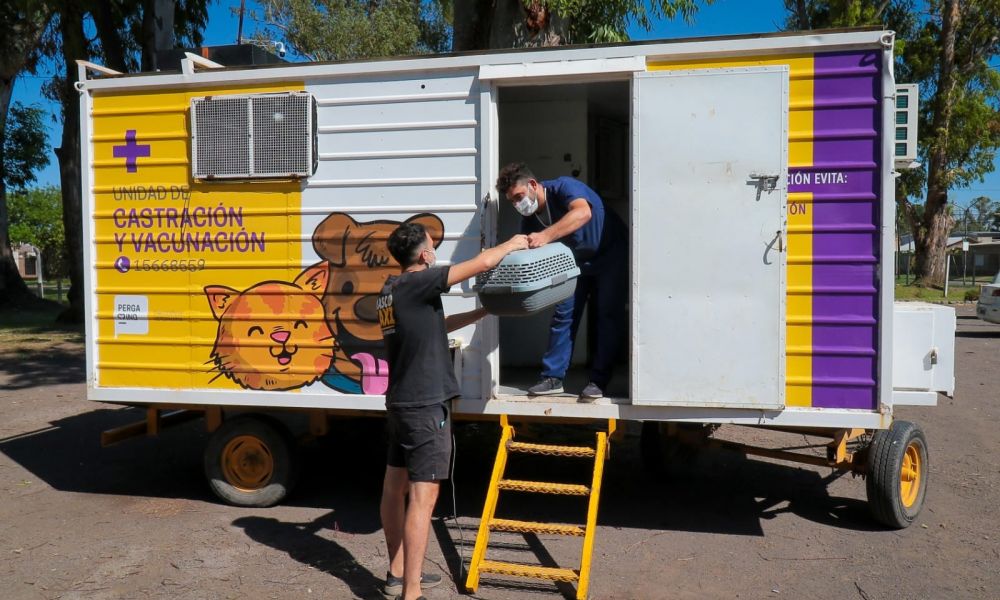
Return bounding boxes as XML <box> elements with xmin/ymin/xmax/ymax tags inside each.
<box><xmin>465</xmin><ymin>416</ymin><xmax>615</xmax><ymax>600</ymax></box>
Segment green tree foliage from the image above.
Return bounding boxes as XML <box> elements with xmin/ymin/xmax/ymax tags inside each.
<box><xmin>44</xmin><ymin>0</ymin><xmax>211</xmax><ymax>321</ymax></box>
<box><xmin>0</xmin><ymin>1</ymin><xmax>53</xmax><ymax>304</ymax></box>
<box><xmin>784</xmin><ymin>0</ymin><xmax>917</xmax><ymax>31</ymax></box>
<box><xmin>453</xmin><ymin>0</ymin><xmax>711</xmax><ymax>50</ymax></box>
<box><xmin>249</xmin><ymin>0</ymin><xmax>450</xmax><ymax>61</ymax></box>
<box><xmin>544</xmin><ymin>0</ymin><xmax>712</xmax><ymax>44</ymax></box>
<box><xmin>952</xmin><ymin>195</ymin><xmax>999</xmax><ymax>232</ymax></box>
<box><xmin>3</xmin><ymin>103</ymin><xmax>49</xmax><ymax>192</ymax></box>
<box><xmin>8</xmin><ymin>186</ymin><xmax>65</xmax><ymax>279</ymax></box>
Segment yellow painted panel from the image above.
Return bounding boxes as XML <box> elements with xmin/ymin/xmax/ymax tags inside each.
<box><xmin>92</xmin><ymin>82</ymin><xmax>305</xmax><ymax>390</ymax></box>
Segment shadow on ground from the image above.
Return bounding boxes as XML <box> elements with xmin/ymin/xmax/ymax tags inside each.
<box><xmin>0</xmin><ymin>412</ymin><xmax>879</xmax><ymax>531</ymax></box>
<box><xmin>1</xmin><ymin>344</ymin><xmax>85</xmax><ymax>390</ymax></box>
<box><xmin>233</xmin><ymin>511</ymin><xmax>386</xmax><ymax>600</ymax></box>
<box><xmin>1</xmin><ymin>407</ymin><xmax>882</xmax><ymax>598</ymax></box>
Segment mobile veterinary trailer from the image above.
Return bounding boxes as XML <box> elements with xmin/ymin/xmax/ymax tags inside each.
<box><xmin>78</xmin><ymin>28</ymin><xmax>953</xmax><ymax>545</ymax></box>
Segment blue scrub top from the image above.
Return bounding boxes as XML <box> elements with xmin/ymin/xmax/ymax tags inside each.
<box><xmin>521</xmin><ymin>176</ymin><xmax>627</xmax><ymax>273</ymax></box>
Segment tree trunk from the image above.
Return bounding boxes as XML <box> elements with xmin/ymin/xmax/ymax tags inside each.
<box><xmin>453</xmin><ymin>0</ymin><xmax>569</xmax><ymax>50</ymax></box>
<box><xmin>56</xmin><ymin>5</ymin><xmax>86</xmax><ymax>322</ymax></box>
<box><xmin>141</xmin><ymin>0</ymin><xmax>176</xmax><ymax>71</ymax></box>
<box><xmin>92</xmin><ymin>0</ymin><xmax>130</xmax><ymax>72</ymax></box>
<box><xmin>452</xmin><ymin>0</ymin><xmax>488</xmax><ymax>51</ymax></box>
<box><xmin>915</xmin><ymin>0</ymin><xmax>961</xmax><ymax>286</ymax></box>
<box><xmin>0</xmin><ymin>75</ymin><xmax>31</xmax><ymax>304</ymax></box>
<box><xmin>792</xmin><ymin>0</ymin><xmax>810</xmax><ymax>29</ymax></box>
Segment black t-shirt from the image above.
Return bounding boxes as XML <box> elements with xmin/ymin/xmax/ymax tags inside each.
<box><xmin>378</xmin><ymin>266</ymin><xmax>460</xmax><ymax>408</ymax></box>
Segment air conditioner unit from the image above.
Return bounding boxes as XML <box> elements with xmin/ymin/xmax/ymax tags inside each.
<box><xmin>894</xmin><ymin>84</ymin><xmax>919</xmax><ymax>169</ymax></box>
<box><xmin>191</xmin><ymin>92</ymin><xmax>317</xmax><ymax>180</ymax></box>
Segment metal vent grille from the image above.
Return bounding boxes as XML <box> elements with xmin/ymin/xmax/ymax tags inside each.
<box><xmin>191</xmin><ymin>92</ymin><xmax>315</xmax><ymax>179</ymax></box>
<box><xmin>192</xmin><ymin>97</ymin><xmax>251</xmax><ymax>177</ymax></box>
<box><xmin>253</xmin><ymin>94</ymin><xmax>311</xmax><ymax>175</ymax></box>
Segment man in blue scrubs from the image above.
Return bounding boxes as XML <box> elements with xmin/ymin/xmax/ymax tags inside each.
<box><xmin>496</xmin><ymin>162</ymin><xmax>628</xmax><ymax>401</ymax></box>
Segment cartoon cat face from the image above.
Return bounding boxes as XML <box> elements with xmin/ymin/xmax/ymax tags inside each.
<box><xmin>205</xmin><ymin>263</ymin><xmax>334</xmax><ymax>391</ymax></box>
<box><xmin>312</xmin><ymin>212</ymin><xmax>444</xmax><ymax>394</ymax></box>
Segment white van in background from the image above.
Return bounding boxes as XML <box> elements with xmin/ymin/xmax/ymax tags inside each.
<box><xmin>976</xmin><ymin>271</ymin><xmax>1000</xmax><ymax>323</ymax></box>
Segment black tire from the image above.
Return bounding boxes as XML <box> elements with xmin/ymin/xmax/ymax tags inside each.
<box><xmin>203</xmin><ymin>415</ymin><xmax>296</xmax><ymax>508</ymax></box>
<box><xmin>865</xmin><ymin>420</ymin><xmax>929</xmax><ymax>529</ymax></box>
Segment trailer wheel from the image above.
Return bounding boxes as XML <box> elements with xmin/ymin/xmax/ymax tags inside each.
<box><xmin>204</xmin><ymin>415</ymin><xmax>296</xmax><ymax>507</ymax></box>
<box><xmin>865</xmin><ymin>420</ymin><xmax>928</xmax><ymax>529</ymax></box>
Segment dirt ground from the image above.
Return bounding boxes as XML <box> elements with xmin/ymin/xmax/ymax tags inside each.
<box><xmin>1</xmin><ymin>306</ymin><xmax>997</xmax><ymax>600</ymax></box>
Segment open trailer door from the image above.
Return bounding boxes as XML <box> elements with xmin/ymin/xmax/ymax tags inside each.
<box><xmin>632</xmin><ymin>66</ymin><xmax>789</xmax><ymax>409</ymax></box>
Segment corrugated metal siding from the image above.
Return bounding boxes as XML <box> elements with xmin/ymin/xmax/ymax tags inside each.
<box><xmin>303</xmin><ymin>71</ymin><xmax>484</xmax><ymax>397</ymax></box>
<box><xmin>90</xmin><ymin>83</ymin><xmax>305</xmax><ymax>391</ymax></box>
<box><xmin>648</xmin><ymin>50</ymin><xmax>881</xmax><ymax>411</ymax></box>
<box><xmin>807</xmin><ymin>51</ymin><xmax>881</xmax><ymax>410</ymax></box>
<box><xmin>90</xmin><ymin>72</ymin><xmax>486</xmax><ymax>400</ymax></box>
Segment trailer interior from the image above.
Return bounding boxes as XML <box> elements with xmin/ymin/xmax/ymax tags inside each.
<box><xmin>494</xmin><ymin>80</ymin><xmax>631</xmax><ymax>402</ymax></box>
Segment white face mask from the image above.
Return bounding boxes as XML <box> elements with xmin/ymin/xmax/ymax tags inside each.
<box><xmin>514</xmin><ymin>193</ymin><xmax>538</xmax><ymax>217</ymax></box>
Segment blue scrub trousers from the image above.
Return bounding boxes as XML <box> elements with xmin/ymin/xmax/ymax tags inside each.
<box><xmin>540</xmin><ymin>250</ymin><xmax>627</xmax><ymax>388</ymax></box>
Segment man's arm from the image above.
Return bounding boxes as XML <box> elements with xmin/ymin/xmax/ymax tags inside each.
<box><xmin>446</xmin><ymin>234</ymin><xmax>528</xmax><ymax>286</ymax></box>
<box><xmin>527</xmin><ymin>198</ymin><xmax>591</xmax><ymax>248</ymax></box>
<box><xmin>445</xmin><ymin>307</ymin><xmax>488</xmax><ymax>333</ymax></box>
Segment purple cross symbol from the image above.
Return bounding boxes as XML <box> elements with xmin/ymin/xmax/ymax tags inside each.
<box><xmin>112</xmin><ymin>130</ymin><xmax>151</xmax><ymax>173</ymax></box>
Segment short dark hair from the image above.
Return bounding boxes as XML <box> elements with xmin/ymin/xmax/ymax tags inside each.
<box><xmin>496</xmin><ymin>162</ymin><xmax>535</xmax><ymax>196</ymax></box>
<box><xmin>387</xmin><ymin>222</ymin><xmax>428</xmax><ymax>268</ymax></box>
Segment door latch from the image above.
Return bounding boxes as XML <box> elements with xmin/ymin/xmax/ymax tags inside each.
<box><xmin>749</xmin><ymin>173</ymin><xmax>780</xmax><ymax>193</ymax></box>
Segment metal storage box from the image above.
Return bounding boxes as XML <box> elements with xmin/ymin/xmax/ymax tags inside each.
<box><xmin>474</xmin><ymin>244</ymin><xmax>580</xmax><ymax>316</ymax></box>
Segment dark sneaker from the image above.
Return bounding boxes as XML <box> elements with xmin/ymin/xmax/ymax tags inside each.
<box><xmin>384</xmin><ymin>571</ymin><xmax>441</xmax><ymax>597</ymax></box>
<box><xmin>579</xmin><ymin>382</ymin><xmax>604</xmax><ymax>402</ymax></box>
<box><xmin>528</xmin><ymin>377</ymin><xmax>564</xmax><ymax>396</ymax></box>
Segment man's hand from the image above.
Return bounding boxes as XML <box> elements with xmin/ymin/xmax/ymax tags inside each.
<box><xmin>527</xmin><ymin>230</ymin><xmax>550</xmax><ymax>249</ymax></box>
<box><xmin>504</xmin><ymin>234</ymin><xmax>530</xmax><ymax>252</ymax></box>
<box><xmin>447</xmin><ymin>235</ymin><xmax>528</xmax><ymax>286</ymax></box>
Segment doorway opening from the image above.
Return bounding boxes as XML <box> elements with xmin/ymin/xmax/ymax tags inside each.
<box><xmin>494</xmin><ymin>80</ymin><xmax>631</xmax><ymax>402</ymax></box>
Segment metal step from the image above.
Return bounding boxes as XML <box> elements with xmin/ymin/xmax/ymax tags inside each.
<box><xmin>489</xmin><ymin>518</ymin><xmax>586</xmax><ymax>537</ymax></box>
<box><xmin>507</xmin><ymin>441</ymin><xmax>596</xmax><ymax>458</ymax></box>
<box><xmin>497</xmin><ymin>479</ymin><xmax>591</xmax><ymax>496</ymax></box>
<box><xmin>479</xmin><ymin>560</ymin><xmax>579</xmax><ymax>583</ymax></box>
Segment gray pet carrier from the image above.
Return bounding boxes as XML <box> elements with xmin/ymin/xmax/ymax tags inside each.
<box><xmin>474</xmin><ymin>243</ymin><xmax>581</xmax><ymax>316</ymax></box>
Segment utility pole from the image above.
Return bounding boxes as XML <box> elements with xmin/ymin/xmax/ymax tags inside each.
<box><xmin>237</xmin><ymin>0</ymin><xmax>246</xmax><ymax>45</ymax></box>
<box><xmin>963</xmin><ymin>206</ymin><xmax>969</xmax><ymax>286</ymax></box>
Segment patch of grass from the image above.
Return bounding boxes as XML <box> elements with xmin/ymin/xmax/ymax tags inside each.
<box><xmin>0</xmin><ymin>304</ymin><xmax>83</xmax><ymax>350</ymax></box>
<box><xmin>895</xmin><ymin>282</ymin><xmax>978</xmax><ymax>304</ymax></box>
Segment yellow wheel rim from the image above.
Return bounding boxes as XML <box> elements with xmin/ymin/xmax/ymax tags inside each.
<box><xmin>222</xmin><ymin>435</ymin><xmax>274</xmax><ymax>491</ymax></box>
<box><xmin>900</xmin><ymin>441</ymin><xmax>922</xmax><ymax>508</ymax></box>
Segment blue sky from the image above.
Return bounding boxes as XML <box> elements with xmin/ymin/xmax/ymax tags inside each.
<box><xmin>10</xmin><ymin>0</ymin><xmax>998</xmax><ymax>207</ymax></box>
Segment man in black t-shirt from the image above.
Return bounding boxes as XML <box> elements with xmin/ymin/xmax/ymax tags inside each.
<box><xmin>377</xmin><ymin>222</ymin><xmax>527</xmax><ymax>600</ymax></box>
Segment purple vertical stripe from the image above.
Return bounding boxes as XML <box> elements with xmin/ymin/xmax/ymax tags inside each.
<box><xmin>811</xmin><ymin>51</ymin><xmax>881</xmax><ymax>410</ymax></box>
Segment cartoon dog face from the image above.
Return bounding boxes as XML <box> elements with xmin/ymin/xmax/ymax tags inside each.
<box><xmin>312</xmin><ymin>212</ymin><xmax>445</xmax><ymax>394</ymax></box>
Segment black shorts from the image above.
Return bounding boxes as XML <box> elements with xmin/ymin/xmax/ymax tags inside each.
<box><xmin>386</xmin><ymin>403</ymin><xmax>452</xmax><ymax>482</ymax></box>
